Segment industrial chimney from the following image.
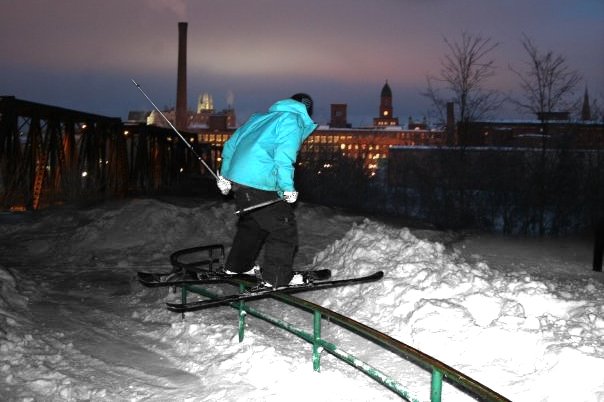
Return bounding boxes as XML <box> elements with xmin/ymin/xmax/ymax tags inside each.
<box><xmin>175</xmin><ymin>22</ymin><xmax>188</xmax><ymax>131</ymax></box>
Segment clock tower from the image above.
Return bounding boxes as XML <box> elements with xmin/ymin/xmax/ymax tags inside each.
<box><xmin>373</xmin><ymin>80</ymin><xmax>399</xmax><ymax>127</ymax></box>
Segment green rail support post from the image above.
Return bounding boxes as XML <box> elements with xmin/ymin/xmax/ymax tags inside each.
<box><xmin>431</xmin><ymin>369</ymin><xmax>443</xmax><ymax>402</ymax></box>
<box><xmin>238</xmin><ymin>283</ymin><xmax>246</xmax><ymax>342</ymax></box>
<box><xmin>180</xmin><ymin>286</ymin><xmax>187</xmax><ymax>320</ymax></box>
<box><xmin>312</xmin><ymin>310</ymin><xmax>322</xmax><ymax>372</ymax></box>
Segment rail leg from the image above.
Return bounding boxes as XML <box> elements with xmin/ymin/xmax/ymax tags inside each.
<box><xmin>180</xmin><ymin>286</ymin><xmax>187</xmax><ymax>319</ymax></box>
<box><xmin>238</xmin><ymin>283</ymin><xmax>246</xmax><ymax>342</ymax></box>
<box><xmin>312</xmin><ymin>310</ymin><xmax>322</xmax><ymax>372</ymax></box>
<box><xmin>431</xmin><ymin>368</ymin><xmax>443</xmax><ymax>402</ymax></box>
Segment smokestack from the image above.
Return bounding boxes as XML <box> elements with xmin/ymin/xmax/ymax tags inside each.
<box><xmin>176</xmin><ymin>22</ymin><xmax>188</xmax><ymax>130</ymax></box>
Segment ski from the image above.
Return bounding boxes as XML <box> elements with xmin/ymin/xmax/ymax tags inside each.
<box><xmin>137</xmin><ymin>270</ymin><xmax>249</xmax><ymax>287</ymax></box>
<box><xmin>165</xmin><ymin>270</ymin><xmax>384</xmax><ymax>312</ymax></box>
<box><xmin>137</xmin><ymin>268</ymin><xmax>332</xmax><ymax>288</ymax></box>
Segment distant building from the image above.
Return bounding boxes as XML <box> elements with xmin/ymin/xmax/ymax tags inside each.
<box><xmin>407</xmin><ymin>116</ymin><xmax>428</xmax><ymax>131</ymax></box>
<box><xmin>198</xmin><ymin>81</ymin><xmax>443</xmax><ymax>176</ymax></box>
<box><xmin>129</xmin><ymin>91</ymin><xmax>237</xmax><ymax>130</ymax></box>
<box><xmin>464</xmin><ymin>118</ymin><xmax>604</xmax><ymax>149</ymax></box>
<box><xmin>198</xmin><ymin>81</ymin><xmax>446</xmax><ymax>175</ymax></box>
<box><xmin>197</xmin><ymin>92</ymin><xmax>213</xmax><ymax>113</ymax></box>
<box><xmin>127</xmin><ymin>111</ymin><xmax>150</xmax><ymax>123</ymax></box>
<box><xmin>300</xmin><ymin>126</ymin><xmax>442</xmax><ymax>176</ymax></box>
<box><xmin>373</xmin><ymin>80</ymin><xmax>399</xmax><ymax>127</ymax></box>
<box><xmin>329</xmin><ymin>104</ymin><xmax>351</xmax><ymax>128</ymax></box>
<box><xmin>444</xmin><ymin>101</ymin><xmax>604</xmax><ymax>148</ymax></box>
<box><xmin>196</xmin><ymin>82</ymin><xmax>603</xmax><ymax>182</ymax></box>
<box><xmin>188</xmin><ymin>92</ymin><xmax>236</xmax><ymax>129</ymax></box>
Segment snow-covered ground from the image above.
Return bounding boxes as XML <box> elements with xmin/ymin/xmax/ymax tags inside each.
<box><xmin>1</xmin><ymin>197</ymin><xmax>603</xmax><ymax>401</ymax></box>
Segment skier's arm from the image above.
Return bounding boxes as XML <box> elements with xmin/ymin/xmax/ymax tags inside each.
<box><xmin>273</xmin><ymin>116</ymin><xmax>303</xmax><ymax>192</ymax></box>
<box><xmin>220</xmin><ymin>130</ymin><xmax>239</xmax><ymax>176</ymax></box>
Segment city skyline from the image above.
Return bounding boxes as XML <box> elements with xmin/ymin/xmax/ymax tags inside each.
<box><xmin>1</xmin><ymin>0</ymin><xmax>603</xmax><ymax>127</ymax></box>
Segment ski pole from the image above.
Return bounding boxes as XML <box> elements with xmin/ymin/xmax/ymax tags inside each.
<box><xmin>234</xmin><ymin>198</ymin><xmax>283</xmax><ymax>215</ymax></box>
<box><xmin>131</xmin><ymin>79</ymin><xmax>219</xmax><ymax>180</ymax></box>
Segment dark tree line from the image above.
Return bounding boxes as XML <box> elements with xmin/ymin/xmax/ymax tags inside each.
<box><xmin>296</xmin><ymin>147</ymin><xmax>603</xmax><ymax>236</ymax></box>
<box><xmin>295</xmin><ymin>149</ymin><xmax>373</xmax><ymax>212</ymax></box>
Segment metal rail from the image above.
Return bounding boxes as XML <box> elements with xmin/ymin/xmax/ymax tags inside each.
<box><xmin>181</xmin><ymin>282</ymin><xmax>511</xmax><ymax>402</ymax></box>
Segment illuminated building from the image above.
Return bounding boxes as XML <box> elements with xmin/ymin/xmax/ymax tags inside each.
<box><xmin>198</xmin><ymin>124</ymin><xmax>444</xmax><ymax>177</ymax></box>
<box><xmin>129</xmin><ymin>92</ymin><xmax>237</xmax><ymax>130</ymax></box>
<box><xmin>373</xmin><ymin>80</ymin><xmax>399</xmax><ymax>127</ymax></box>
<box><xmin>299</xmin><ymin>126</ymin><xmax>443</xmax><ymax>176</ymax></box>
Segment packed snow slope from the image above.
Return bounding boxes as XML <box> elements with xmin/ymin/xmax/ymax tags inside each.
<box><xmin>0</xmin><ymin>197</ymin><xmax>603</xmax><ymax>401</ymax></box>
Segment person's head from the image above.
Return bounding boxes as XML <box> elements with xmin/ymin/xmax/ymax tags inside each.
<box><xmin>291</xmin><ymin>93</ymin><xmax>313</xmax><ymax>117</ymax></box>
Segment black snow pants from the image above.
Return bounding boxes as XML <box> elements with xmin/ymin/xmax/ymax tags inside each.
<box><xmin>225</xmin><ymin>185</ymin><xmax>298</xmax><ymax>287</ymax></box>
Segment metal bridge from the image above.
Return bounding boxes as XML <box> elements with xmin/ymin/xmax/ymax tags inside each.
<box><xmin>0</xmin><ymin>96</ymin><xmax>215</xmax><ymax>210</ymax></box>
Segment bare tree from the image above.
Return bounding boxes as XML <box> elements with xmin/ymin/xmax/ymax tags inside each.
<box><xmin>424</xmin><ymin>32</ymin><xmax>503</xmax><ymax>130</ymax></box>
<box><xmin>585</xmin><ymin>93</ymin><xmax>603</xmax><ymax>122</ymax></box>
<box><xmin>510</xmin><ymin>35</ymin><xmax>582</xmax><ymax>235</ymax></box>
<box><xmin>510</xmin><ymin>34</ymin><xmax>582</xmax><ymax>118</ymax></box>
<box><xmin>591</xmin><ymin>97</ymin><xmax>603</xmax><ymax>122</ymax></box>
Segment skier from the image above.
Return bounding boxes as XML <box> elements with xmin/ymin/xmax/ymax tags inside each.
<box><xmin>216</xmin><ymin>93</ymin><xmax>317</xmax><ymax>287</ymax></box>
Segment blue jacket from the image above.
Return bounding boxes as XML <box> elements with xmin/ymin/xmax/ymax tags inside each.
<box><xmin>220</xmin><ymin>99</ymin><xmax>317</xmax><ymax>193</ymax></box>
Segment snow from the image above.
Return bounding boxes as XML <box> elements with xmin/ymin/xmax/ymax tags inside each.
<box><xmin>1</xmin><ymin>197</ymin><xmax>603</xmax><ymax>401</ymax></box>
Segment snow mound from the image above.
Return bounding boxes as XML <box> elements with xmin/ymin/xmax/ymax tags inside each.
<box><xmin>309</xmin><ymin>219</ymin><xmax>604</xmax><ymax>401</ymax></box>
<box><xmin>0</xmin><ymin>265</ymin><xmax>29</xmax><ymax>331</ymax></box>
<box><xmin>2</xmin><ymin>199</ymin><xmax>604</xmax><ymax>401</ymax></box>
<box><xmin>68</xmin><ymin>199</ymin><xmax>234</xmax><ymax>254</ymax></box>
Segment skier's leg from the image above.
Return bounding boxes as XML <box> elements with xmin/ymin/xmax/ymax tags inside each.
<box><xmin>256</xmin><ymin>203</ymin><xmax>298</xmax><ymax>287</ymax></box>
<box><xmin>225</xmin><ymin>214</ymin><xmax>267</xmax><ymax>274</ymax></box>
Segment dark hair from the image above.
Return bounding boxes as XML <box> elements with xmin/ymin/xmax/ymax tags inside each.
<box><xmin>291</xmin><ymin>93</ymin><xmax>313</xmax><ymax>117</ymax></box>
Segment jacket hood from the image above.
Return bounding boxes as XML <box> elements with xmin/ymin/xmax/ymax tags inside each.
<box><xmin>269</xmin><ymin>99</ymin><xmax>316</xmax><ymax>128</ymax></box>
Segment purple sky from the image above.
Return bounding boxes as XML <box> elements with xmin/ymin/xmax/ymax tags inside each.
<box><xmin>2</xmin><ymin>0</ymin><xmax>603</xmax><ymax>126</ymax></box>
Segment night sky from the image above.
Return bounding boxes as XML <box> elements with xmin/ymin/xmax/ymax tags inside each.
<box><xmin>2</xmin><ymin>0</ymin><xmax>603</xmax><ymax>127</ymax></box>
